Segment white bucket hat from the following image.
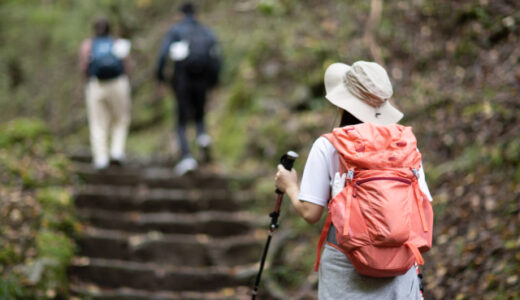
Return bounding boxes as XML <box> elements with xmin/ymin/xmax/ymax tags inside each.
<box><xmin>324</xmin><ymin>61</ymin><xmax>403</xmax><ymax>125</ymax></box>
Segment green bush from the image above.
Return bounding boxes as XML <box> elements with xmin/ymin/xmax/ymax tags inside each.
<box><xmin>0</xmin><ymin>118</ymin><xmax>50</xmax><ymax>150</ymax></box>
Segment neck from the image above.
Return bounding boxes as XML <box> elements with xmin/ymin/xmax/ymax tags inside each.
<box><xmin>339</xmin><ymin>110</ymin><xmax>362</xmax><ymax>127</ymax></box>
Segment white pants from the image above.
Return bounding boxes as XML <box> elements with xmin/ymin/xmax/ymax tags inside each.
<box><xmin>85</xmin><ymin>75</ymin><xmax>131</xmax><ymax>168</ymax></box>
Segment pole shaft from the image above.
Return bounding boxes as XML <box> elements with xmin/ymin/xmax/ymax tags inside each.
<box><xmin>252</xmin><ymin>233</ymin><xmax>272</xmax><ymax>299</ymax></box>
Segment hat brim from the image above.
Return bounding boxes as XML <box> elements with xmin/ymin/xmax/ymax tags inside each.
<box><xmin>324</xmin><ymin>63</ymin><xmax>403</xmax><ymax>125</ymax></box>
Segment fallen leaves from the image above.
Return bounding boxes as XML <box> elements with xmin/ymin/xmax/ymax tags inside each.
<box><xmin>0</xmin><ymin>119</ymin><xmax>78</xmax><ymax>298</ymax></box>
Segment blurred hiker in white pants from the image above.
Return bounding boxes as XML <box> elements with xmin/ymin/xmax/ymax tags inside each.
<box><xmin>85</xmin><ymin>76</ymin><xmax>130</xmax><ymax>168</ymax></box>
<box><xmin>79</xmin><ymin>17</ymin><xmax>132</xmax><ymax>169</ymax></box>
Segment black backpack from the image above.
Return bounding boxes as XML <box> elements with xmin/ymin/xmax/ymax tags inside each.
<box><xmin>88</xmin><ymin>37</ymin><xmax>124</xmax><ymax>80</ymax></box>
<box><xmin>183</xmin><ymin>24</ymin><xmax>217</xmax><ymax>77</ymax></box>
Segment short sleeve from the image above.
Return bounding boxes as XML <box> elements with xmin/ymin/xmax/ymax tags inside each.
<box><xmin>298</xmin><ymin>137</ymin><xmax>338</xmax><ymax>207</ymax></box>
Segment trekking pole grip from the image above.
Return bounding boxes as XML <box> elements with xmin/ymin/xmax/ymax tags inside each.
<box><xmin>271</xmin><ymin>151</ymin><xmax>298</xmax><ymax>230</ymax></box>
<box><xmin>275</xmin><ymin>151</ymin><xmax>299</xmax><ymax>195</ymax></box>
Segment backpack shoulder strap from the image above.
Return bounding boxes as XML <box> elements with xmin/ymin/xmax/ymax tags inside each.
<box><xmin>314</xmin><ymin>212</ymin><xmax>332</xmax><ymax>272</ymax></box>
<box><xmin>321</xmin><ymin>132</ymin><xmax>351</xmax><ymax>173</ymax></box>
<box><xmin>313</xmin><ymin>132</ymin><xmax>355</xmax><ymax>272</ymax></box>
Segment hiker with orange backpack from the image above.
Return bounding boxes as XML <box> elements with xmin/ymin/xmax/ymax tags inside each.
<box><xmin>275</xmin><ymin>61</ymin><xmax>433</xmax><ymax>299</ymax></box>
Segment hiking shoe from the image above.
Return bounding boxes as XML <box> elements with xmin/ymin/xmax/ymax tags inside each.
<box><xmin>93</xmin><ymin>158</ymin><xmax>109</xmax><ymax>170</ymax></box>
<box><xmin>174</xmin><ymin>156</ymin><xmax>198</xmax><ymax>176</ymax></box>
<box><xmin>110</xmin><ymin>156</ymin><xmax>126</xmax><ymax>167</ymax></box>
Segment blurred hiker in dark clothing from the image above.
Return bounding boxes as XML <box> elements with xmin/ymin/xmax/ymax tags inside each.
<box><xmin>156</xmin><ymin>2</ymin><xmax>221</xmax><ymax>176</ymax></box>
<box><xmin>79</xmin><ymin>17</ymin><xmax>132</xmax><ymax>170</ymax></box>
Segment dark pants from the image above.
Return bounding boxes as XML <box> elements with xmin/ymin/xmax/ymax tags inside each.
<box><xmin>172</xmin><ymin>72</ymin><xmax>208</xmax><ymax>158</ymax></box>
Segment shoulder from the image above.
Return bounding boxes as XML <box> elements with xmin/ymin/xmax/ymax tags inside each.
<box><xmin>165</xmin><ymin>26</ymin><xmax>175</xmax><ymax>36</ymax></box>
<box><xmin>312</xmin><ymin>136</ymin><xmax>335</xmax><ymax>153</ymax></box>
<box><xmin>79</xmin><ymin>38</ymin><xmax>92</xmax><ymax>55</ymax></box>
<box><xmin>307</xmin><ymin>136</ymin><xmax>336</xmax><ymax>164</ymax></box>
<box><xmin>168</xmin><ymin>23</ymin><xmax>183</xmax><ymax>34</ymax></box>
<box><xmin>80</xmin><ymin>38</ymin><xmax>92</xmax><ymax>48</ymax></box>
<box><xmin>192</xmin><ymin>21</ymin><xmax>216</xmax><ymax>38</ymax></box>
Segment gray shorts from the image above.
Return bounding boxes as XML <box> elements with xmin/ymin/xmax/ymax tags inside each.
<box><xmin>318</xmin><ymin>244</ymin><xmax>422</xmax><ymax>300</ymax></box>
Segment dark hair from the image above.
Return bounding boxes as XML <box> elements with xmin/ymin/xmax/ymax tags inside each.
<box><xmin>93</xmin><ymin>17</ymin><xmax>110</xmax><ymax>37</ymax></box>
<box><xmin>180</xmin><ymin>2</ymin><xmax>195</xmax><ymax>15</ymax></box>
<box><xmin>339</xmin><ymin>110</ymin><xmax>362</xmax><ymax>127</ymax></box>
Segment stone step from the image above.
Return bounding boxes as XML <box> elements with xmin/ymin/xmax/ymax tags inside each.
<box><xmin>74</xmin><ymin>163</ymin><xmax>232</xmax><ymax>189</ymax></box>
<box><xmin>70</xmin><ymin>282</ymin><xmax>264</xmax><ymax>300</ymax></box>
<box><xmin>77</xmin><ymin>208</ymin><xmax>264</xmax><ymax>236</ymax></box>
<box><xmin>75</xmin><ymin>185</ymin><xmax>243</xmax><ymax>212</ymax></box>
<box><xmin>68</xmin><ymin>152</ymin><xmax>175</xmax><ymax>167</ymax></box>
<box><xmin>69</xmin><ymin>258</ymin><xmax>258</xmax><ymax>292</ymax></box>
<box><xmin>77</xmin><ymin>227</ymin><xmax>265</xmax><ymax>267</ymax></box>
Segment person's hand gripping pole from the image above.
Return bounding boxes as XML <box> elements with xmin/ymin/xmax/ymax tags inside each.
<box><xmin>252</xmin><ymin>151</ymin><xmax>299</xmax><ymax>300</ymax></box>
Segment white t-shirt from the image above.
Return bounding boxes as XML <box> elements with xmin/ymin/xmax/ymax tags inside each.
<box><xmin>298</xmin><ymin>137</ymin><xmax>433</xmax><ymax>207</ymax></box>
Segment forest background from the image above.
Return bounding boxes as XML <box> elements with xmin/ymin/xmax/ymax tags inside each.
<box><xmin>0</xmin><ymin>0</ymin><xmax>519</xmax><ymax>299</ymax></box>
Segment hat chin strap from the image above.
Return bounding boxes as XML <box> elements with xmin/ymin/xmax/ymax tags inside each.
<box><xmin>343</xmin><ymin>70</ymin><xmax>386</xmax><ymax>108</ymax></box>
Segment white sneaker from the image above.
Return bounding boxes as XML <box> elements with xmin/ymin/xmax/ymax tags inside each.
<box><xmin>93</xmin><ymin>157</ymin><xmax>109</xmax><ymax>170</ymax></box>
<box><xmin>174</xmin><ymin>157</ymin><xmax>198</xmax><ymax>176</ymax></box>
<box><xmin>196</xmin><ymin>134</ymin><xmax>212</xmax><ymax>148</ymax></box>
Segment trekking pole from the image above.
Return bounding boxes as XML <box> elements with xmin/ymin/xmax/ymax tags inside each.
<box><xmin>252</xmin><ymin>151</ymin><xmax>299</xmax><ymax>300</ymax></box>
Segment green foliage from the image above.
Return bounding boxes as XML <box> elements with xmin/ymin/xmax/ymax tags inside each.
<box><xmin>0</xmin><ymin>119</ymin><xmax>73</xmax><ymax>188</ymax></box>
<box><xmin>0</xmin><ymin>276</ymin><xmax>26</xmax><ymax>300</ymax></box>
<box><xmin>0</xmin><ymin>118</ymin><xmax>77</xmax><ymax>299</ymax></box>
<box><xmin>257</xmin><ymin>0</ymin><xmax>286</xmax><ymax>16</ymax></box>
<box><xmin>0</xmin><ymin>118</ymin><xmax>49</xmax><ymax>147</ymax></box>
<box><xmin>0</xmin><ymin>244</ymin><xmax>19</xmax><ymax>267</ymax></box>
<box><xmin>214</xmin><ymin>113</ymin><xmax>249</xmax><ymax>167</ymax></box>
<box><xmin>31</xmin><ymin>231</ymin><xmax>75</xmax><ymax>286</ymax></box>
<box><xmin>37</xmin><ymin>188</ymin><xmax>77</xmax><ymax>235</ymax></box>
<box><xmin>226</xmin><ymin>79</ymin><xmax>255</xmax><ymax>113</ymax></box>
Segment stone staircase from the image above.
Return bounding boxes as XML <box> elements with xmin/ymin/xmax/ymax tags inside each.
<box><xmin>68</xmin><ymin>157</ymin><xmax>274</xmax><ymax>299</ymax></box>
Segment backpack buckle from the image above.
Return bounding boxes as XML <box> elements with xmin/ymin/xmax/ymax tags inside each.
<box><xmin>411</xmin><ymin>168</ymin><xmax>420</xmax><ymax>179</ymax></box>
<box><xmin>346</xmin><ymin>169</ymin><xmax>354</xmax><ymax>181</ymax></box>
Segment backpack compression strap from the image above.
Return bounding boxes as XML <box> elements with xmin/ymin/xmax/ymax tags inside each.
<box><xmin>405</xmin><ymin>242</ymin><xmax>424</xmax><ymax>265</ymax></box>
<box><xmin>412</xmin><ymin>174</ymin><xmax>429</xmax><ymax>232</ymax></box>
<box><xmin>342</xmin><ymin>175</ymin><xmax>354</xmax><ymax>236</ymax></box>
<box><xmin>314</xmin><ymin>212</ymin><xmax>332</xmax><ymax>272</ymax></box>
<box><xmin>406</xmin><ymin>172</ymin><xmax>428</xmax><ymax>266</ymax></box>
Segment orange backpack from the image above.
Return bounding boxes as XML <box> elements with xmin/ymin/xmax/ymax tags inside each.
<box><xmin>314</xmin><ymin>123</ymin><xmax>433</xmax><ymax>277</ymax></box>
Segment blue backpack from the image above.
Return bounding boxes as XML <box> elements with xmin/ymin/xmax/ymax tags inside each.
<box><xmin>88</xmin><ymin>37</ymin><xmax>124</xmax><ymax>80</ymax></box>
